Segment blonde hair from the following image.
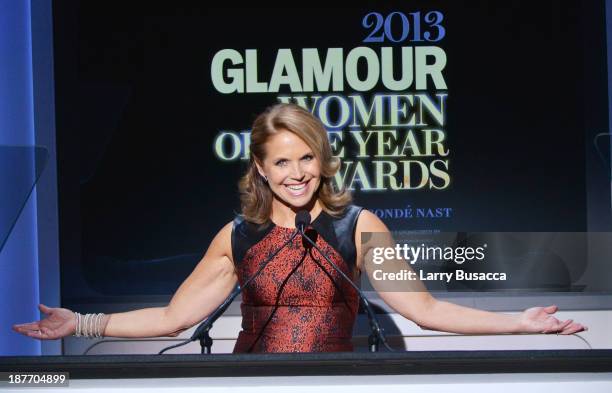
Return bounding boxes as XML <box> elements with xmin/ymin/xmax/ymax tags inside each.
<box><xmin>238</xmin><ymin>103</ymin><xmax>352</xmax><ymax>224</ymax></box>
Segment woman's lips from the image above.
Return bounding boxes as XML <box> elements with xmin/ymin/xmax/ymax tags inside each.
<box><xmin>284</xmin><ymin>179</ymin><xmax>310</xmax><ymax>197</ymax></box>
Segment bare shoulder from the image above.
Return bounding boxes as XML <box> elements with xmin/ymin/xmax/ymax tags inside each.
<box><xmin>354</xmin><ymin>209</ymin><xmax>390</xmax><ymax>272</ymax></box>
<box><xmin>355</xmin><ymin>209</ymin><xmax>389</xmax><ymax>233</ymax></box>
<box><xmin>218</xmin><ymin>220</ymin><xmax>234</xmax><ymax>238</ymax></box>
<box><xmin>206</xmin><ymin>220</ymin><xmax>234</xmax><ymax>264</ymax></box>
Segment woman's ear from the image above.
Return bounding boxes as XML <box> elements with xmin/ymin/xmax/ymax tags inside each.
<box><xmin>254</xmin><ymin>159</ymin><xmax>265</xmax><ymax>178</ymax></box>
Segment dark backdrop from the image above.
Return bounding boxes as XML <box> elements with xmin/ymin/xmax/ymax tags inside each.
<box><xmin>52</xmin><ymin>2</ymin><xmax>609</xmax><ymax>301</ymax></box>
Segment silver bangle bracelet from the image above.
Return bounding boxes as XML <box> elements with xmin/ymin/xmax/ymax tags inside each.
<box><xmin>74</xmin><ymin>312</ymin><xmax>80</xmax><ymax>337</ymax></box>
<box><xmin>73</xmin><ymin>312</ymin><xmax>106</xmax><ymax>338</ymax></box>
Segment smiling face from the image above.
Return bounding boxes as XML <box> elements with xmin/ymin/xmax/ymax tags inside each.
<box><xmin>255</xmin><ymin>129</ymin><xmax>322</xmax><ymax>209</ymax></box>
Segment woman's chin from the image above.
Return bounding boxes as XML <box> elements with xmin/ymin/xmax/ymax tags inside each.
<box><xmin>284</xmin><ymin>195</ymin><xmax>312</xmax><ymax>208</ymax></box>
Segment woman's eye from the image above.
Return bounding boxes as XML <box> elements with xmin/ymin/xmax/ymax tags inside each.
<box><xmin>275</xmin><ymin>159</ymin><xmax>287</xmax><ymax>166</ymax></box>
<box><xmin>303</xmin><ymin>155</ymin><xmax>313</xmax><ymax>161</ymax></box>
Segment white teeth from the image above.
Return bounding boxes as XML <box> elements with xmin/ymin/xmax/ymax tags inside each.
<box><xmin>286</xmin><ymin>183</ymin><xmax>306</xmax><ymax>190</ymax></box>
<box><xmin>285</xmin><ymin>181</ymin><xmax>309</xmax><ymax>196</ymax></box>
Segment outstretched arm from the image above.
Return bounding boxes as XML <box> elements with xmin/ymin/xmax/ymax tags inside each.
<box><xmin>391</xmin><ymin>296</ymin><xmax>583</xmax><ymax>335</ymax></box>
<box><xmin>355</xmin><ymin>210</ymin><xmax>587</xmax><ymax>336</ymax></box>
<box><xmin>13</xmin><ymin>221</ymin><xmax>238</xmax><ymax>340</ymax></box>
<box><xmin>103</xmin><ymin>221</ymin><xmax>237</xmax><ymax>338</ymax></box>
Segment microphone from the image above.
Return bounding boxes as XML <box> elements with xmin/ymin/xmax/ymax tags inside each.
<box><xmin>297</xmin><ymin>219</ymin><xmax>393</xmax><ymax>352</ymax></box>
<box><xmin>159</xmin><ymin>222</ymin><xmax>301</xmax><ymax>355</ymax></box>
<box><xmin>189</xmin><ymin>212</ymin><xmax>307</xmax><ymax>354</ymax></box>
<box><xmin>295</xmin><ymin>210</ymin><xmax>311</xmax><ymax>232</ymax></box>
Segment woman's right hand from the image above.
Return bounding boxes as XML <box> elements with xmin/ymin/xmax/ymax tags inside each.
<box><xmin>12</xmin><ymin>304</ymin><xmax>76</xmax><ymax>340</ymax></box>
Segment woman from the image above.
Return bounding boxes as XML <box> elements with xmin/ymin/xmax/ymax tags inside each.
<box><xmin>13</xmin><ymin>103</ymin><xmax>586</xmax><ymax>352</ymax></box>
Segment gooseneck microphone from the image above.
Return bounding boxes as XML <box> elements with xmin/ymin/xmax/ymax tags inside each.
<box><xmin>296</xmin><ymin>211</ymin><xmax>393</xmax><ymax>352</ymax></box>
<box><xmin>159</xmin><ymin>220</ymin><xmax>301</xmax><ymax>355</ymax></box>
<box><xmin>295</xmin><ymin>210</ymin><xmax>311</xmax><ymax>232</ymax></box>
<box><xmin>159</xmin><ymin>209</ymin><xmax>392</xmax><ymax>354</ymax></box>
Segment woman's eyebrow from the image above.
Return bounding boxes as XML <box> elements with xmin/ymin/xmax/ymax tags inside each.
<box><xmin>271</xmin><ymin>152</ymin><xmax>313</xmax><ymax>161</ymax></box>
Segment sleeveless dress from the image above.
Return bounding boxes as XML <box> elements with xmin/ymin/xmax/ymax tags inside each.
<box><xmin>230</xmin><ymin>205</ymin><xmax>364</xmax><ymax>353</ymax></box>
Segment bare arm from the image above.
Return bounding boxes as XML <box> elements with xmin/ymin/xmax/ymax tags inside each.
<box><xmin>355</xmin><ymin>210</ymin><xmax>585</xmax><ymax>335</ymax></box>
<box><xmin>14</xmin><ymin>221</ymin><xmax>238</xmax><ymax>340</ymax></box>
<box><xmin>397</xmin><ymin>297</ymin><xmax>521</xmax><ymax>334</ymax></box>
<box><xmin>103</xmin><ymin>221</ymin><xmax>238</xmax><ymax>338</ymax></box>
<box><xmin>99</xmin><ymin>308</ymin><xmax>173</xmax><ymax>338</ymax></box>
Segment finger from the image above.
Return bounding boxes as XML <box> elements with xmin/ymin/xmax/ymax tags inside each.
<box><xmin>559</xmin><ymin>326</ymin><xmax>579</xmax><ymax>335</ymax></box>
<box><xmin>543</xmin><ymin>320</ymin><xmax>562</xmax><ymax>334</ymax></box>
<box><xmin>560</xmin><ymin>323</ymin><xmax>587</xmax><ymax>335</ymax></box>
<box><xmin>542</xmin><ymin>316</ymin><xmax>563</xmax><ymax>333</ymax></box>
<box><xmin>13</xmin><ymin>322</ymin><xmax>40</xmax><ymax>332</ymax></box>
<box><xmin>544</xmin><ymin>304</ymin><xmax>558</xmax><ymax>314</ymax></box>
<box><xmin>551</xmin><ymin>318</ymin><xmax>568</xmax><ymax>332</ymax></box>
<box><xmin>24</xmin><ymin>330</ymin><xmax>44</xmax><ymax>340</ymax></box>
<box><xmin>13</xmin><ymin>321</ymin><xmax>40</xmax><ymax>327</ymax></box>
<box><xmin>12</xmin><ymin>326</ymin><xmax>31</xmax><ymax>335</ymax></box>
<box><xmin>557</xmin><ymin>319</ymin><xmax>573</xmax><ymax>331</ymax></box>
<box><xmin>14</xmin><ymin>327</ymin><xmax>41</xmax><ymax>336</ymax></box>
<box><xmin>39</xmin><ymin>304</ymin><xmax>53</xmax><ymax>314</ymax></box>
<box><xmin>558</xmin><ymin>322</ymin><xmax>579</xmax><ymax>335</ymax></box>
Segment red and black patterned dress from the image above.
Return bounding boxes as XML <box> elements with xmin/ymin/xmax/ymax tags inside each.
<box><xmin>230</xmin><ymin>205</ymin><xmax>364</xmax><ymax>353</ymax></box>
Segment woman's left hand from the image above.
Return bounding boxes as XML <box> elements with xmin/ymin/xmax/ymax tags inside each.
<box><xmin>518</xmin><ymin>304</ymin><xmax>588</xmax><ymax>334</ymax></box>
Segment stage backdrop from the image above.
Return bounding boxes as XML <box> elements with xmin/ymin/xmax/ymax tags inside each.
<box><xmin>51</xmin><ymin>2</ymin><xmax>611</xmax><ymax>303</ymax></box>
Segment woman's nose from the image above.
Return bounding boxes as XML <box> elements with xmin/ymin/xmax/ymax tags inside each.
<box><xmin>290</xmin><ymin>162</ymin><xmax>305</xmax><ymax>179</ymax></box>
